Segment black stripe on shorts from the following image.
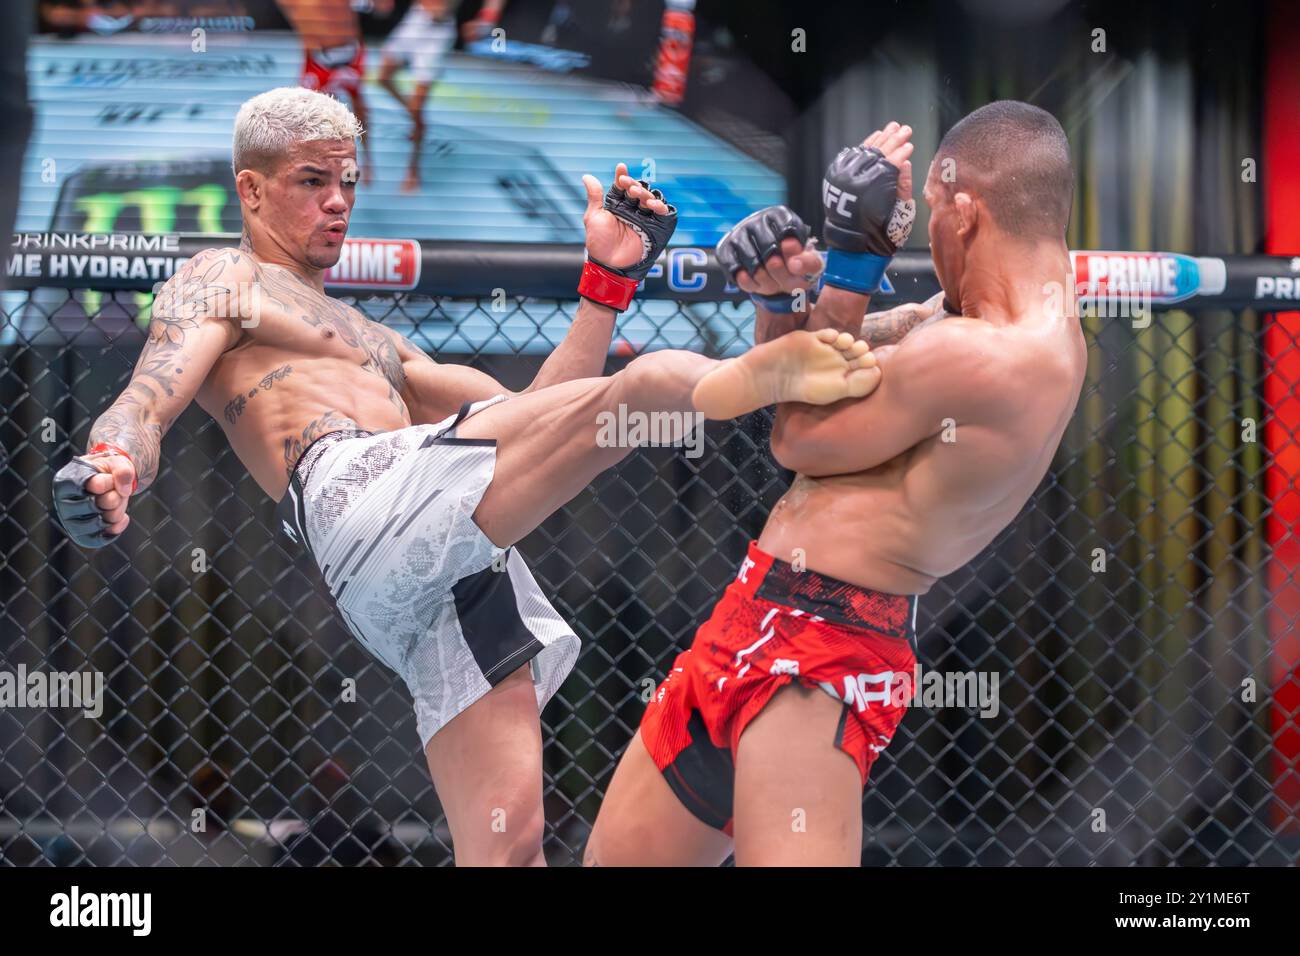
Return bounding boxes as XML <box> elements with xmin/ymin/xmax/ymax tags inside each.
<box><xmin>451</xmin><ymin>554</ymin><xmax>546</xmax><ymax>685</ymax></box>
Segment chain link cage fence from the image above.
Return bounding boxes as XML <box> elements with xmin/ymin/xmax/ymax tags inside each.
<box><xmin>0</xmin><ymin>284</ymin><xmax>1295</xmax><ymax>866</ymax></box>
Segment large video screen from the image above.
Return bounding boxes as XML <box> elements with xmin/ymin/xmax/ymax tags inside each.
<box><xmin>24</xmin><ymin>0</ymin><xmax>784</xmax><ymax>246</ymax></box>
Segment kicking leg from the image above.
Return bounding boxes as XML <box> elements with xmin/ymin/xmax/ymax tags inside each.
<box><xmin>452</xmin><ymin>347</ymin><xmax>712</xmax><ymax>547</ymax></box>
<box><xmin>423</xmin><ymin>663</ymin><xmax>547</xmax><ymax>866</ymax></box>
<box><xmin>692</xmin><ymin>328</ymin><xmax>879</xmax><ymax>420</ymax></box>
<box><xmin>731</xmin><ymin>683</ymin><xmax>863</xmax><ymax>867</ymax></box>
<box><xmin>585</xmin><ymin>730</ymin><xmax>733</xmax><ymax>866</ymax></box>
<box><xmin>453</xmin><ymin>330</ymin><xmax>877</xmax><ymax>547</ymax></box>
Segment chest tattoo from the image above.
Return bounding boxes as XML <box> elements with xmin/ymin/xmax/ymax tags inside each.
<box><xmin>256</xmin><ymin>265</ymin><xmax>409</xmax><ymax>409</ymax></box>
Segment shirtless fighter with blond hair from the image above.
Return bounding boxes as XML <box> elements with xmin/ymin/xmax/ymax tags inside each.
<box><xmin>50</xmin><ymin>86</ymin><xmax>879</xmax><ymax>866</ymax></box>
<box><xmin>588</xmin><ymin>103</ymin><xmax>1087</xmax><ymax>866</ymax></box>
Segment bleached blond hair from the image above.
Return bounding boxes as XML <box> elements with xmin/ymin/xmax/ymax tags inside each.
<box><xmin>231</xmin><ymin>87</ymin><xmax>363</xmax><ymax>177</ymax></box>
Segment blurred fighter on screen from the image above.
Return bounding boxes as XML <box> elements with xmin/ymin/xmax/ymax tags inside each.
<box><xmin>49</xmin><ymin>87</ymin><xmax>882</xmax><ymax>866</ymax></box>
<box><xmin>587</xmin><ymin>103</ymin><xmax>1088</xmax><ymax>866</ymax></box>
<box><xmin>277</xmin><ymin>0</ymin><xmax>384</xmax><ymax>182</ymax></box>
<box><xmin>376</xmin><ymin>0</ymin><xmax>506</xmax><ymax>192</ymax></box>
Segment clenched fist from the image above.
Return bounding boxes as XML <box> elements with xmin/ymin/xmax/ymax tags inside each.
<box><xmin>52</xmin><ymin>450</ymin><xmax>137</xmax><ymax>547</ymax></box>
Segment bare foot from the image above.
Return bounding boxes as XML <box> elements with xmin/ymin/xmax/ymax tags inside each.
<box><xmin>401</xmin><ymin>168</ymin><xmax>421</xmax><ymax>193</ymax></box>
<box><xmin>691</xmin><ymin>329</ymin><xmax>881</xmax><ymax>420</ymax></box>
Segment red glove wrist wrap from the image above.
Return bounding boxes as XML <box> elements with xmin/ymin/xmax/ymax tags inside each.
<box><xmin>87</xmin><ymin>442</ymin><xmax>139</xmax><ymax>493</ymax></box>
<box><xmin>578</xmin><ymin>260</ymin><xmax>638</xmax><ymax>312</ymax></box>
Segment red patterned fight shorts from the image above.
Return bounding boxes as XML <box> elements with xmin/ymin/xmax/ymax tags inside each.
<box><xmin>301</xmin><ymin>42</ymin><xmax>365</xmax><ymax>103</ymax></box>
<box><xmin>639</xmin><ymin>541</ymin><xmax>918</xmax><ymax>833</ymax></box>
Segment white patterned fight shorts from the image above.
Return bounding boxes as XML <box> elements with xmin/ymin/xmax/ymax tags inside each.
<box><xmin>274</xmin><ymin>396</ymin><xmax>580</xmax><ymax>748</ymax></box>
<box><xmin>380</xmin><ymin>3</ymin><xmax>456</xmax><ymax>85</ymax></box>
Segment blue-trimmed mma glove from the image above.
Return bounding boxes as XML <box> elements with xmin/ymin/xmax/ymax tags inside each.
<box><xmin>715</xmin><ymin>205</ymin><xmax>816</xmax><ymax>314</ymax></box>
<box><xmin>821</xmin><ymin>145</ymin><xmax>916</xmax><ymax>294</ymax></box>
<box><xmin>577</xmin><ymin>178</ymin><xmax>678</xmax><ymax>312</ymax></box>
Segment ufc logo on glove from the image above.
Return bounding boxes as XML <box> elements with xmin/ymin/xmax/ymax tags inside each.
<box><xmin>823</xmin><ymin>180</ymin><xmax>857</xmax><ymax>217</ymax></box>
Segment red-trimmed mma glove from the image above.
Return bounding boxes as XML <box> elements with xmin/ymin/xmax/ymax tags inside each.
<box><xmin>715</xmin><ymin>205</ymin><xmax>816</xmax><ymax>314</ymax></box>
<box><xmin>577</xmin><ymin>179</ymin><xmax>678</xmax><ymax>312</ymax></box>
<box><xmin>51</xmin><ymin>444</ymin><xmax>137</xmax><ymax>549</ymax></box>
<box><xmin>821</xmin><ymin>145</ymin><xmax>915</xmax><ymax>294</ymax></box>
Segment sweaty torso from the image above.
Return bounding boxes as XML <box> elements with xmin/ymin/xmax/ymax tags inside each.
<box><xmin>758</xmin><ymin>311</ymin><xmax>1087</xmax><ymax>595</ymax></box>
<box><xmin>192</xmin><ymin>257</ymin><xmax>484</xmax><ymax>500</ymax></box>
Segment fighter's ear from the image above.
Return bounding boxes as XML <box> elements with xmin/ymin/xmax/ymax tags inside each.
<box><xmin>952</xmin><ymin>191</ymin><xmax>978</xmax><ymax>237</ymax></box>
<box><xmin>235</xmin><ymin>169</ymin><xmax>263</xmax><ymax>210</ymax></box>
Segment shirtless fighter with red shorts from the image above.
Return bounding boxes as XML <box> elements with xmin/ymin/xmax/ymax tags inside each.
<box><xmin>587</xmin><ymin>102</ymin><xmax>1088</xmax><ymax>866</ymax></box>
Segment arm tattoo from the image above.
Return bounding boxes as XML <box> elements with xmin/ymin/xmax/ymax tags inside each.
<box><xmin>224</xmin><ymin>364</ymin><xmax>293</xmax><ymax>424</ymax></box>
<box><xmin>87</xmin><ymin>404</ymin><xmax>163</xmax><ymax>489</ymax></box>
<box><xmin>859</xmin><ymin>295</ymin><xmax>945</xmax><ymax>347</ymax></box>
<box><xmin>87</xmin><ymin>251</ymin><xmax>245</xmax><ymax>491</ymax></box>
<box><xmin>283</xmin><ymin>409</ymin><xmax>362</xmax><ymax>478</ymax></box>
<box><xmin>357</xmin><ymin>320</ymin><xmax>409</xmax><ymax>415</ymax></box>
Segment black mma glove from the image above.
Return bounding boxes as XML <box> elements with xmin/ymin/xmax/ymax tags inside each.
<box><xmin>821</xmin><ymin>145</ymin><xmax>915</xmax><ymax>293</ymax></box>
<box><xmin>52</xmin><ymin>462</ymin><xmax>117</xmax><ymax>548</ymax></box>
<box><xmin>715</xmin><ymin>205</ymin><xmax>818</xmax><ymax>314</ymax></box>
<box><xmin>51</xmin><ymin>442</ymin><xmax>137</xmax><ymax>549</ymax></box>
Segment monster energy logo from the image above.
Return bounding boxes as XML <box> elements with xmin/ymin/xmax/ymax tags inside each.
<box><xmin>73</xmin><ymin>183</ymin><xmax>229</xmax><ymax>325</ymax></box>
<box><xmin>76</xmin><ymin>184</ymin><xmax>228</xmax><ymax>235</ymax></box>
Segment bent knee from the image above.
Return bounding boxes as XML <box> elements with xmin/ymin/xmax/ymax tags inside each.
<box><xmin>618</xmin><ymin>351</ymin><xmax>691</xmax><ymax>399</ymax></box>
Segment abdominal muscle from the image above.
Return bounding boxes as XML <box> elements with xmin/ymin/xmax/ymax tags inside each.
<box><xmin>195</xmin><ymin>349</ymin><xmax>413</xmax><ymax>500</ymax></box>
<box><xmin>757</xmin><ymin>436</ymin><xmax>1041</xmax><ymax>596</ymax></box>
<box><xmin>758</xmin><ymin>470</ymin><xmax>946</xmax><ymax>596</ymax></box>
<box><xmin>760</xmin><ymin>418</ymin><xmax>1067</xmax><ymax>596</ymax></box>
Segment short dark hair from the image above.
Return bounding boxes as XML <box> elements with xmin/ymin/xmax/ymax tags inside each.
<box><xmin>935</xmin><ymin>100</ymin><xmax>1073</xmax><ymax>240</ymax></box>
